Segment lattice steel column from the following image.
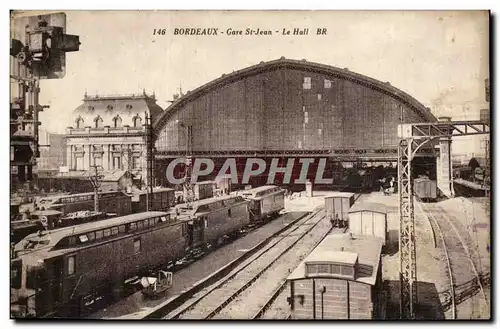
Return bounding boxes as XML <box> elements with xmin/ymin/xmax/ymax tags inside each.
<box><xmin>398</xmin><ymin>139</ymin><xmax>417</xmax><ymax>319</ymax></box>
<box><xmin>145</xmin><ymin>112</ymin><xmax>154</xmax><ymax>211</ymax></box>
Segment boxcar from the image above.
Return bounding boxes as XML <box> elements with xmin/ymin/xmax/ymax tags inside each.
<box><xmin>324</xmin><ymin>192</ymin><xmax>356</xmax><ymax>228</ymax></box>
<box><xmin>11</xmin><ymin>211</ymin><xmax>188</xmax><ymax>318</ymax></box>
<box><xmin>413</xmin><ymin>177</ymin><xmax>437</xmax><ymax>201</ymax></box>
<box><xmin>131</xmin><ymin>188</ymin><xmax>175</xmax><ymax>212</ymax></box>
<box><xmin>348</xmin><ymin>202</ymin><xmax>388</xmax><ymax>246</ymax></box>
<box><xmin>184</xmin><ymin>181</ymin><xmax>215</xmax><ymax>201</ymax></box>
<box><xmin>175</xmin><ymin>195</ymin><xmax>250</xmax><ymax>247</ymax></box>
<box><xmin>286</xmin><ymin>233</ymin><xmax>384</xmax><ymax>319</ymax></box>
<box><xmin>241</xmin><ymin>185</ymin><xmax>285</xmax><ymax>221</ymax></box>
<box><xmin>36</xmin><ymin>191</ymin><xmax>132</xmax><ymax>216</ymax></box>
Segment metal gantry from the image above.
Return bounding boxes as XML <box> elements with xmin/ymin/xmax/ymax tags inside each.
<box><xmin>398</xmin><ymin>120</ymin><xmax>490</xmax><ymax>319</ymax></box>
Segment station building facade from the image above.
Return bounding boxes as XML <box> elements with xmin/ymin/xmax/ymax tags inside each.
<box><xmin>65</xmin><ymin>91</ymin><xmax>163</xmax><ymax>187</ymax></box>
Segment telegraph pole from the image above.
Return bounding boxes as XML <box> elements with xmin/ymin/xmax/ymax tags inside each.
<box><xmin>88</xmin><ymin>165</ymin><xmax>103</xmax><ymax>213</ymax></box>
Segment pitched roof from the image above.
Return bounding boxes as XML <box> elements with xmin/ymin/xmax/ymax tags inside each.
<box><xmin>348</xmin><ymin>202</ymin><xmax>388</xmax><ymax>214</ymax></box>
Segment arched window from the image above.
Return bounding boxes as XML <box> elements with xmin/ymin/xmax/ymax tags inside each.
<box><xmin>94</xmin><ymin>115</ymin><xmax>103</xmax><ymax>128</ymax></box>
<box><xmin>113</xmin><ymin>115</ymin><xmax>122</xmax><ymax>128</ymax></box>
<box><xmin>75</xmin><ymin>116</ymin><xmax>84</xmax><ymax>128</ymax></box>
<box><xmin>133</xmin><ymin>114</ymin><xmax>142</xmax><ymax>127</ymax></box>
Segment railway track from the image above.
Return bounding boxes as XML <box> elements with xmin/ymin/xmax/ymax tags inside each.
<box><xmin>420</xmin><ymin>202</ymin><xmax>488</xmax><ymax>319</ymax></box>
<box><xmin>165</xmin><ymin>210</ymin><xmax>331</xmax><ymax>319</ymax></box>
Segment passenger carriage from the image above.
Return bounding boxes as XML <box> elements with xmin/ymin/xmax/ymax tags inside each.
<box><xmin>174</xmin><ymin>195</ymin><xmax>250</xmax><ymax>248</ymax></box>
<box><xmin>11</xmin><ymin>211</ymin><xmax>188</xmax><ymax>318</ymax></box>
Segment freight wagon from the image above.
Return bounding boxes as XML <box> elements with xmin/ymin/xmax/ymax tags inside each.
<box><xmin>35</xmin><ymin>191</ymin><xmax>132</xmax><ymax>216</ymax></box>
<box><xmin>241</xmin><ymin>185</ymin><xmax>285</xmax><ymax>222</ymax></box>
<box><xmin>131</xmin><ymin>188</ymin><xmax>175</xmax><ymax>212</ymax></box>
<box><xmin>324</xmin><ymin>192</ymin><xmax>355</xmax><ymax>228</ymax></box>
<box><xmin>11</xmin><ymin>211</ymin><xmax>188</xmax><ymax>318</ymax></box>
<box><xmin>413</xmin><ymin>177</ymin><xmax>437</xmax><ymax>202</ymax></box>
<box><xmin>348</xmin><ymin>202</ymin><xmax>388</xmax><ymax>246</ymax></box>
<box><xmin>286</xmin><ymin>233</ymin><xmax>384</xmax><ymax>319</ymax></box>
<box><xmin>184</xmin><ymin>181</ymin><xmax>215</xmax><ymax>201</ymax></box>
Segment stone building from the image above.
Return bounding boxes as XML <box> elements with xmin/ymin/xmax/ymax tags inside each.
<box><xmin>65</xmin><ymin>91</ymin><xmax>163</xmax><ymax>187</ymax></box>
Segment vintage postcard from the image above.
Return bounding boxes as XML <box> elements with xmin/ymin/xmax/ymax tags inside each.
<box><xmin>9</xmin><ymin>10</ymin><xmax>490</xmax><ymax>320</ymax></box>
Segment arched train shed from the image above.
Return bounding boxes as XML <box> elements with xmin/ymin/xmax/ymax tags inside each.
<box><xmin>153</xmin><ymin>58</ymin><xmax>437</xmax><ymax>188</ymax></box>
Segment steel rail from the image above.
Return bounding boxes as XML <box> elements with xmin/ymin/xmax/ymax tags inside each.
<box><xmin>168</xmin><ymin>212</ymin><xmax>324</xmax><ymax>319</ymax></box>
<box><xmin>421</xmin><ymin>203</ymin><xmax>456</xmax><ymax>319</ymax></box>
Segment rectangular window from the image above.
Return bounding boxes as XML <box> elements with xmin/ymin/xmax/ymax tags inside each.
<box><xmin>67</xmin><ymin>256</ymin><xmax>75</xmax><ymax>275</ymax></box>
<box><xmin>119</xmin><ymin>225</ymin><xmax>126</xmax><ymax>233</ymax></box>
<box><xmin>68</xmin><ymin>236</ymin><xmax>77</xmax><ymax>246</ymax></box>
<box><xmin>160</xmin><ymin>216</ymin><xmax>168</xmax><ymax>222</ymax></box>
<box><xmin>303</xmin><ymin>77</ymin><xmax>312</xmax><ymax>90</ymax></box>
<box><xmin>111</xmin><ymin>227</ymin><xmax>119</xmax><ymax>235</ymax></box>
<box><xmin>204</xmin><ymin>219</ymin><xmax>208</xmax><ymax>228</ymax></box>
<box><xmin>103</xmin><ymin>228</ymin><xmax>111</xmax><ymax>237</ymax></box>
<box><xmin>324</xmin><ymin>79</ymin><xmax>332</xmax><ymax>88</ymax></box>
<box><xmin>133</xmin><ymin>238</ymin><xmax>141</xmax><ymax>254</ymax></box>
<box><xmin>132</xmin><ymin>157</ymin><xmax>141</xmax><ymax>169</ymax></box>
<box><xmin>317</xmin><ymin>94</ymin><xmax>322</xmax><ymax>100</ymax></box>
<box><xmin>298</xmin><ymin>140</ymin><xmax>303</xmax><ymax>149</ymax></box>
<box><xmin>88</xmin><ymin>232</ymin><xmax>96</xmax><ymax>241</ymax></box>
<box><xmin>129</xmin><ymin>223</ymin><xmax>137</xmax><ymax>231</ymax></box>
<box><xmin>228</xmin><ymin>208</ymin><xmax>232</xmax><ymax>218</ymax></box>
<box><xmin>341</xmin><ymin>265</ymin><xmax>354</xmax><ymax>277</ymax></box>
<box><xmin>113</xmin><ymin>157</ymin><xmax>121</xmax><ymax>170</ymax></box>
<box><xmin>331</xmin><ymin>264</ymin><xmax>341</xmax><ymax>274</ymax></box>
<box><xmin>95</xmin><ymin>230</ymin><xmax>103</xmax><ymax>240</ymax></box>
<box><xmin>79</xmin><ymin>235</ymin><xmax>89</xmax><ymax>243</ymax></box>
<box><xmin>317</xmin><ymin>264</ymin><xmax>330</xmax><ymax>273</ymax></box>
<box><xmin>93</xmin><ymin>156</ymin><xmax>102</xmax><ymax>167</ymax></box>
<box><xmin>143</xmin><ymin>219</ymin><xmax>149</xmax><ymax>227</ymax></box>
<box><xmin>149</xmin><ymin>218</ymin><xmax>155</xmax><ymax>226</ymax></box>
<box><xmin>137</xmin><ymin>221</ymin><xmax>143</xmax><ymax>230</ymax></box>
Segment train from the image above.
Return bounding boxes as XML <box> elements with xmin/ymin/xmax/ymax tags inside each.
<box><xmin>11</xmin><ymin>186</ymin><xmax>286</xmax><ymax>318</ymax></box>
<box><xmin>286</xmin><ymin>233</ymin><xmax>384</xmax><ymax>319</ymax></box>
<box><xmin>413</xmin><ymin>177</ymin><xmax>437</xmax><ymax>202</ymax></box>
<box><xmin>240</xmin><ymin>185</ymin><xmax>286</xmax><ymax>221</ymax></box>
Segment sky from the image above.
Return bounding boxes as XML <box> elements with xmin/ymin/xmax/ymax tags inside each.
<box><xmin>11</xmin><ymin>10</ymin><xmax>490</xmax><ymax>153</ymax></box>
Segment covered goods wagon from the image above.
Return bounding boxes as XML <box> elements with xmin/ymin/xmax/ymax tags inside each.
<box><xmin>348</xmin><ymin>202</ymin><xmax>387</xmax><ymax>246</ymax></box>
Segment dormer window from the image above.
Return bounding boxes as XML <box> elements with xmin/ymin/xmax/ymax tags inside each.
<box><xmin>133</xmin><ymin>114</ymin><xmax>142</xmax><ymax>127</ymax></box>
<box><xmin>75</xmin><ymin>116</ymin><xmax>84</xmax><ymax>129</ymax></box>
<box><xmin>113</xmin><ymin>115</ymin><xmax>123</xmax><ymax>128</ymax></box>
<box><xmin>94</xmin><ymin>115</ymin><xmax>104</xmax><ymax>128</ymax></box>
